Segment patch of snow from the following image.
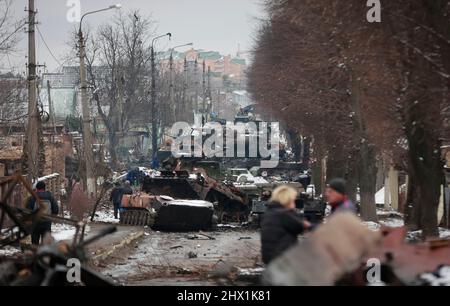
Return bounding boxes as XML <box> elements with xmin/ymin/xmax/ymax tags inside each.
<box><xmin>217</xmin><ymin>224</ymin><xmax>240</xmax><ymax>229</ymax></box>
<box><xmin>407</xmin><ymin>228</ymin><xmax>450</xmax><ymax>242</ymax></box>
<box><xmin>420</xmin><ymin>266</ymin><xmax>450</xmax><ymax>286</ymax></box>
<box><xmin>93</xmin><ymin>210</ymin><xmax>120</xmax><ymax>224</ymax></box>
<box><xmin>0</xmin><ymin>246</ymin><xmax>20</xmax><ymax>257</ymax></box>
<box><xmin>440</xmin><ymin>229</ymin><xmax>450</xmax><ymax>239</ymax></box>
<box><xmin>51</xmin><ymin>223</ymin><xmax>90</xmax><ymax>242</ymax></box>
<box><xmin>377</xmin><ymin>209</ymin><xmax>403</xmax><ymax>218</ymax></box>
<box><xmin>380</xmin><ymin>218</ymin><xmax>405</xmax><ymax>228</ymax></box>
<box><xmin>167</xmin><ymin>200</ymin><xmax>214</xmax><ymax>208</ymax></box>
<box><xmin>237</xmin><ymin>267</ymin><xmax>265</xmax><ymax>276</ymax></box>
<box><xmin>363</xmin><ymin>221</ymin><xmax>381</xmax><ymax>231</ymax></box>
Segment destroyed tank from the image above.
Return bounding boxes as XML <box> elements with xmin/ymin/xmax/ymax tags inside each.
<box><xmin>120</xmin><ymin>193</ymin><xmax>215</xmax><ymax>231</ymax></box>
<box><xmin>141</xmin><ymin>170</ymin><xmax>249</xmax><ymax>223</ymax></box>
<box><xmin>120</xmin><ymin>193</ymin><xmax>157</xmax><ymax>226</ymax></box>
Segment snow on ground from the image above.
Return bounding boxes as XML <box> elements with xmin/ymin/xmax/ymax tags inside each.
<box><xmin>407</xmin><ymin>228</ymin><xmax>450</xmax><ymax>241</ymax></box>
<box><xmin>363</xmin><ymin>221</ymin><xmax>381</xmax><ymax>231</ymax></box>
<box><xmin>51</xmin><ymin>223</ymin><xmax>91</xmax><ymax>242</ymax></box>
<box><xmin>420</xmin><ymin>266</ymin><xmax>450</xmax><ymax>286</ymax></box>
<box><xmin>51</xmin><ymin>209</ymin><xmax>119</xmax><ymax>241</ymax></box>
<box><xmin>379</xmin><ymin>218</ymin><xmax>405</xmax><ymax>228</ymax></box>
<box><xmin>92</xmin><ymin>210</ymin><xmax>120</xmax><ymax>224</ymax></box>
<box><xmin>363</xmin><ymin>208</ymin><xmax>405</xmax><ymax>232</ymax></box>
<box><xmin>0</xmin><ymin>246</ymin><xmax>21</xmax><ymax>257</ymax></box>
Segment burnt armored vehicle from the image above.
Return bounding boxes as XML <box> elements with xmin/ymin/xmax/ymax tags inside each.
<box><xmin>141</xmin><ymin>170</ymin><xmax>249</xmax><ymax>223</ymax></box>
<box><xmin>120</xmin><ymin>193</ymin><xmax>215</xmax><ymax>231</ymax></box>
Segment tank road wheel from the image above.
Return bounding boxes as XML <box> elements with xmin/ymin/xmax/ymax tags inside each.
<box><xmin>120</xmin><ymin>211</ymin><xmax>126</xmax><ymax>224</ymax></box>
<box><xmin>138</xmin><ymin>211</ymin><xmax>145</xmax><ymax>226</ymax></box>
<box><xmin>131</xmin><ymin>211</ymin><xmax>136</xmax><ymax>225</ymax></box>
<box><xmin>133</xmin><ymin>211</ymin><xmax>139</xmax><ymax>226</ymax></box>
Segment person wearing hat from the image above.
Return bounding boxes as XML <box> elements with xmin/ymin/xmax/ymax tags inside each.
<box><xmin>325</xmin><ymin>178</ymin><xmax>356</xmax><ymax>214</ymax></box>
<box><xmin>260</xmin><ymin>185</ymin><xmax>312</xmax><ymax>264</ymax></box>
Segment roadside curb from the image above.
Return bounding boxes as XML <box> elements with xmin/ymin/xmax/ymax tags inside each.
<box><xmin>90</xmin><ymin>228</ymin><xmax>145</xmax><ymax>263</ymax></box>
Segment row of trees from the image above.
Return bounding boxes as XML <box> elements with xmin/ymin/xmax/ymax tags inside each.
<box><xmin>248</xmin><ymin>0</ymin><xmax>450</xmax><ymax>236</ymax></box>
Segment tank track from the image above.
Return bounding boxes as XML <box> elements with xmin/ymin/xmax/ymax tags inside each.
<box><xmin>119</xmin><ymin>210</ymin><xmax>154</xmax><ymax>226</ymax></box>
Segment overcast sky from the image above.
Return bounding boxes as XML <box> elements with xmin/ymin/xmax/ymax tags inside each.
<box><xmin>3</xmin><ymin>0</ymin><xmax>265</xmax><ymax>74</ymax></box>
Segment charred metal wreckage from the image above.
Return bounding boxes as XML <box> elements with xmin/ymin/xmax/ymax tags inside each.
<box><xmin>0</xmin><ymin>172</ymin><xmax>116</xmax><ymax>286</ymax></box>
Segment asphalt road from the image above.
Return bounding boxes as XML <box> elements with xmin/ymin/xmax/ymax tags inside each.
<box><xmin>93</xmin><ymin>226</ymin><xmax>262</xmax><ymax>286</ymax></box>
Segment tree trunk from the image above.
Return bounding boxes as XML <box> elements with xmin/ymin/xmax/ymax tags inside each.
<box><xmin>302</xmin><ymin>136</ymin><xmax>311</xmax><ymax>168</ymax></box>
<box><xmin>358</xmin><ymin>142</ymin><xmax>378</xmax><ymax>222</ymax></box>
<box><xmin>406</xmin><ymin>119</ymin><xmax>443</xmax><ymax>237</ymax></box>
<box><xmin>349</xmin><ymin>70</ymin><xmax>378</xmax><ymax>221</ymax></box>
<box><xmin>108</xmin><ymin>127</ymin><xmax>119</xmax><ymax>169</ymax></box>
<box><xmin>311</xmin><ymin>146</ymin><xmax>324</xmax><ymax>196</ymax></box>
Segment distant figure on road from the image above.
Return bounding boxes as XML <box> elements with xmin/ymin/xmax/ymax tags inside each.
<box><xmin>110</xmin><ymin>182</ymin><xmax>123</xmax><ymax>219</ymax></box>
<box><xmin>260</xmin><ymin>185</ymin><xmax>311</xmax><ymax>264</ymax></box>
<box><xmin>26</xmin><ymin>181</ymin><xmax>59</xmax><ymax>245</ymax></box>
<box><xmin>122</xmin><ymin>180</ymin><xmax>133</xmax><ymax>196</ymax></box>
<box><xmin>325</xmin><ymin>178</ymin><xmax>356</xmax><ymax>214</ymax></box>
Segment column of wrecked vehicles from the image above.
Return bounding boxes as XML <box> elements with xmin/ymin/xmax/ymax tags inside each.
<box><xmin>114</xmin><ymin>156</ymin><xmax>325</xmax><ymax>231</ymax></box>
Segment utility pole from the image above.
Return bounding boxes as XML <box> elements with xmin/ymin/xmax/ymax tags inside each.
<box><xmin>169</xmin><ymin>43</ymin><xmax>193</xmax><ymax>123</ymax></box>
<box><xmin>194</xmin><ymin>58</ymin><xmax>199</xmax><ymax>113</ymax></box>
<box><xmin>207</xmin><ymin>66</ymin><xmax>212</xmax><ymax>116</ymax></box>
<box><xmin>150</xmin><ymin>33</ymin><xmax>171</xmax><ymax>157</ymax></box>
<box><xmin>183</xmin><ymin>57</ymin><xmax>188</xmax><ymax>122</ymax></box>
<box><xmin>78</xmin><ymin>25</ymin><xmax>96</xmax><ymax>197</ymax></box>
<box><xmin>26</xmin><ymin>0</ymin><xmax>39</xmax><ymax>182</ymax></box>
<box><xmin>169</xmin><ymin>51</ymin><xmax>174</xmax><ymax>122</ymax></box>
<box><xmin>78</xmin><ymin>4</ymin><xmax>121</xmax><ymax>197</ymax></box>
<box><xmin>47</xmin><ymin>80</ymin><xmax>57</xmax><ymax>137</ymax></box>
<box><xmin>202</xmin><ymin>60</ymin><xmax>206</xmax><ymax>125</ymax></box>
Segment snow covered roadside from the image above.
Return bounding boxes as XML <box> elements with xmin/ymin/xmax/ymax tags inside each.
<box><xmin>91</xmin><ymin>210</ymin><xmax>120</xmax><ymax>224</ymax></box>
<box><xmin>363</xmin><ymin>208</ymin><xmax>450</xmax><ymax>241</ymax></box>
<box><xmin>51</xmin><ymin>223</ymin><xmax>91</xmax><ymax>242</ymax></box>
<box><xmin>51</xmin><ymin>209</ymin><xmax>119</xmax><ymax>242</ymax></box>
<box><xmin>0</xmin><ymin>246</ymin><xmax>21</xmax><ymax>257</ymax></box>
<box><xmin>420</xmin><ymin>266</ymin><xmax>450</xmax><ymax>286</ymax></box>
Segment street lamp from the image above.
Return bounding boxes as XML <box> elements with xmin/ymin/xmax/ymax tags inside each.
<box><xmin>169</xmin><ymin>43</ymin><xmax>193</xmax><ymax>122</ymax></box>
<box><xmin>78</xmin><ymin>4</ymin><xmax>121</xmax><ymax>197</ymax></box>
<box><xmin>150</xmin><ymin>33</ymin><xmax>172</xmax><ymax>159</ymax></box>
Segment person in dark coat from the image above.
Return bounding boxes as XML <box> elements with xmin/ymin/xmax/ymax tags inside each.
<box><xmin>325</xmin><ymin>178</ymin><xmax>356</xmax><ymax>214</ymax></box>
<box><xmin>110</xmin><ymin>182</ymin><xmax>123</xmax><ymax>219</ymax></box>
<box><xmin>261</xmin><ymin>185</ymin><xmax>311</xmax><ymax>264</ymax></box>
<box><xmin>26</xmin><ymin>181</ymin><xmax>59</xmax><ymax>245</ymax></box>
<box><xmin>122</xmin><ymin>180</ymin><xmax>133</xmax><ymax>196</ymax></box>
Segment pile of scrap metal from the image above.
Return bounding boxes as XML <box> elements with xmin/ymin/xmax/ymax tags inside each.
<box><xmin>0</xmin><ymin>172</ymin><xmax>116</xmax><ymax>286</ymax></box>
<box><xmin>263</xmin><ymin>212</ymin><xmax>450</xmax><ymax>286</ymax></box>
<box><xmin>120</xmin><ymin>193</ymin><xmax>215</xmax><ymax>231</ymax></box>
<box><xmin>141</xmin><ymin>170</ymin><xmax>248</xmax><ymax>223</ymax></box>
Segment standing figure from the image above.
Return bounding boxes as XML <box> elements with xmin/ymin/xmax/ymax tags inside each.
<box><xmin>325</xmin><ymin>178</ymin><xmax>356</xmax><ymax>214</ymax></box>
<box><xmin>110</xmin><ymin>182</ymin><xmax>123</xmax><ymax>219</ymax></box>
<box><xmin>260</xmin><ymin>185</ymin><xmax>311</xmax><ymax>264</ymax></box>
<box><xmin>27</xmin><ymin>181</ymin><xmax>59</xmax><ymax>245</ymax></box>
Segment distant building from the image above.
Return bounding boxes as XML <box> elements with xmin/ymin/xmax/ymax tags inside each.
<box><xmin>161</xmin><ymin>48</ymin><xmax>248</xmax><ymax>81</ymax></box>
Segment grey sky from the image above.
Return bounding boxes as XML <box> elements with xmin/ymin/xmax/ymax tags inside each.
<box><xmin>4</xmin><ymin>0</ymin><xmax>265</xmax><ymax>73</ymax></box>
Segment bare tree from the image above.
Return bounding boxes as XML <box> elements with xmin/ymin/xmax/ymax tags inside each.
<box><xmin>249</xmin><ymin>0</ymin><xmax>450</xmax><ymax>231</ymax></box>
<box><xmin>80</xmin><ymin>11</ymin><xmax>156</xmax><ymax>168</ymax></box>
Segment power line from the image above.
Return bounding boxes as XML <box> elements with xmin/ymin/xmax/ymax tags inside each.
<box><xmin>35</xmin><ymin>24</ymin><xmax>62</xmax><ymax>67</ymax></box>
